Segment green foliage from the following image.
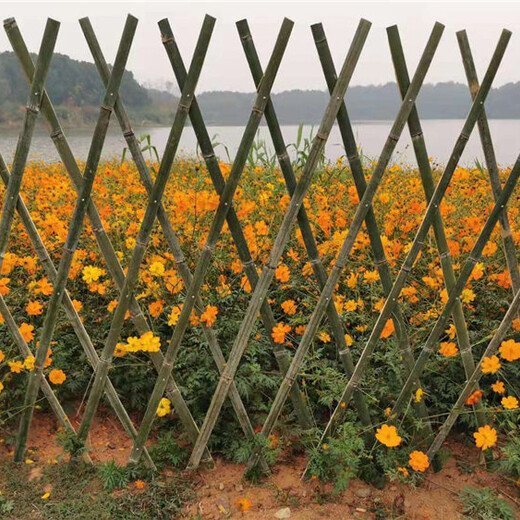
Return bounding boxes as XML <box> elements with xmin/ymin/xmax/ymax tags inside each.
<box><xmin>459</xmin><ymin>487</ymin><xmax>515</xmax><ymax>520</ymax></box>
<box><xmin>98</xmin><ymin>460</ymin><xmax>131</xmax><ymax>492</ymax></box>
<box><xmin>149</xmin><ymin>431</ymin><xmax>189</xmax><ymax>469</ymax></box>
<box><xmin>122</xmin><ymin>133</ymin><xmax>160</xmax><ymax>164</ymax></box>
<box><xmin>499</xmin><ymin>431</ymin><xmax>520</xmax><ymax>483</ymax></box>
<box><xmin>56</xmin><ymin>429</ymin><xmax>87</xmax><ymax>457</ymax></box>
<box><xmin>306</xmin><ymin>423</ymin><xmax>365</xmax><ymax>492</ymax></box>
<box><xmin>0</xmin><ymin>493</ymin><xmax>14</xmax><ymax>515</ymax></box>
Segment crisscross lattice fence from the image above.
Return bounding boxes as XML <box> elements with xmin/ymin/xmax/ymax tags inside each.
<box><xmin>1</xmin><ymin>13</ymin><xmax>520</xmax><ymax>478</ymax></box>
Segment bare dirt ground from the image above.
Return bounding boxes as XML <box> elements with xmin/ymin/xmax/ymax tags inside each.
<box><xmin>1</xmin><ymin>411</ymin><xmax>519</xmax><ymax>519</ymax></box>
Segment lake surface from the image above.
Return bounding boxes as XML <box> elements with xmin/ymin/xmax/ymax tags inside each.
<box><xmin>2</xmin><ymin>119</ymin><xmax>520</xmax><ymax>167</ymax></box>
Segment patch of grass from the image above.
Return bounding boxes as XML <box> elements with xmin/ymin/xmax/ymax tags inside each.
<box><xmin>459</xmin><ymin>486</ymin><xmax>515</xmax><ymax>520</ymax></box>
<box><xmin>0</xmin><ymin>458</ymin><xmax>194</xmax><ymax>519</ymax></box>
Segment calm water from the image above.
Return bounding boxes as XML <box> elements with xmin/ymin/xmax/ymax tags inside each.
<box><xmin>2</xmin><ymin>119</ymin><xmax>520</xmax><ymax>166</ymax></box>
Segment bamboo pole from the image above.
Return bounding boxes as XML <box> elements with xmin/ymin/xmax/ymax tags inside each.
<box><xmin>427</xmin><ymin>223</ymin><xmax>520</xmax><ymax>460</ymax></box>
<box><xmin>185</xmin><ymin>18</ymin><xmax>373</xmax><ymax>470</ymax></box>
<box><xmin>5</xmin><ymin>17</ymin><xmax>212</xmax><ymax>465</ymax></box>
<box><xmin>458</xmin><ymin>30</ymin><xmax>520</xmax><ymax>297</ymax></box>
<box><xmin>14</xmin><ymin>15</ymin><xmax>138</xmax><ymax>462</ymax></box>
<box><xmin>80</xmin><ymin>17</ymin><xmax>270</xmax><ymax>471</ymax></box>
<box><xmin>389</xmin><ymin>155</ymin><xmax>520</xmax><ymax>418</ymax></box>
<box><xmin>235</xmin><ymin>20</ymin><xmax>375</xmax><ymax>436</ymax></box>
<box><xmin>310</xmin><ymin>23</ymin><xmax>432</xmax><ymax>433</ymax></box>
<box><xmin>0</xmin><ymin>18</ymin><xmax>59</xmax><ymax>275</ymax></box>
<box><xmin>387</xmin><ymin>25</ymin><xmax>487</xmax><ymax>428</ymax></box>
<box><xmin>247</xmin><ymin>22</ymin><xmax>443</xmax><ymax>475</ymax></box>
<box><xmin>0</xmin><ymin>152</ymin><xmax>157</xmax><ymax>469</ymax></box>
<box><xmin>158</xmin><ymin>18</ymin><xmax>313</xmax><ymax>429</ymax></box>
<box><xmin>77</xmin><ymin>15</ymin><xmax>216</xmax><ymax>454</ymax></box>
<box><xmin>128</xmin><ymin>18</ymin><xmax>295</xmax><ymax>467</ymax></box>
<box><xmin>311</xmin><ymin>29</ymin><xmax>509</xmax><ymax>454</ymax></box>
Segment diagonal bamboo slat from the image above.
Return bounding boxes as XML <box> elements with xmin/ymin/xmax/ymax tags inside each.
<box><xmin>14</xmin><ymin>14</ymin><xmax>139</xmax><ymax>462</ymax></box>
<box><xmin>159</xmin><ymin>17</ymin><xmax>313</xmax><ymax>430</ymax></box>
<box><xmin>311</xmin><ymin>28</ymin><xmax>509</xmax><ymax>460</ymax></box>
<box><xmin>76</xmin><ymin>15</ymin><xmax>216</xmax><ymax>452</ymax></box>
<box><xmin>188</xmin><ymin>18</ymin><xmax>374</xmax><ymax>471</ymax></box>
<box><xmin>310</xmin><ymin>22</ymin><xmax>432</xmax><ymax>434</ymax></box>
<box><xmin>236</xmin><ymin>20</ymin><xmax>375</xmax><ymax>438</ymax></box>
<box><xmin>128</xmin><ymin>17</ymin><xmax>295</xmax><ymax>467</ymax></box>
<box><xmin>81</xmin><ymin>16</ymin><xmax>271</xmax><ymax>471</ymax></box>
<box><xmin>386</xmin><ymin>25</ymin><xmax>487</xmax><ymax>429</ymax></box>
<box><xmin>4</xmin><ymin>18</ymin><xmax>214</xmax><ymax>463</ymax></box>
<box><xmin>245</xmin><ymin>22</ymin><xmax>443</xmax><ymax>475</ymax></box>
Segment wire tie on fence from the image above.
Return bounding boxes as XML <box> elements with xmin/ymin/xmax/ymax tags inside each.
<box><xmin>203</xmin><ymin>152</ymin><xmax>216</xmax><ymax>160</ymax></box>
<box><xmin>460</xmin><ymin>132</ymin><xmax>470</xmax><ymax>142</ymax></box>
<box><xmin>252</xmin><ymin>106</ymin><xmax>264</xmax><ymax>115</ymax></box>
<box><xmin>136</xmin><ymin>238</ymin><xmax>148</xmax><ymax>248</ymax></box>
<box><xmin>309</xmin><ymin>257</ymin><xmax>321</xmax><ymax>266</ymax></box>
<box><xmin>3</xmin><ymin>18</ymin><xmax>17</xmax><ymax>30</ymax></box>
<box><xmin>314</xmin><ymin>36</ymin><xmax>327</xmax><ymax>44</ymax></box>
<box><xmin>347</xmin><ymin>151</ymin><xmax>359</xmax><ymax>161</ymax></box>
<box><xmin>123</xmin><ymin>130</ymin><xmax>135</xmax><ymax>139</ymax></box>
<box><xmin>241</xmin><ymin>33</ymin><xmax>252</xmax><ymax>41</ymax></box>
<box><xmin>161</xmin><ymin>34</ymin><xmax>174</xmax><ymax>44</ymax></box>
<box><xmin>50</xmin><ymin>129</ymin><xmax>64</xmax><ymax>141</ymax></box>
<box><xmin>316</xmin><ymin>131</ymin><xmax>328</xmax><ymax>141</ymax></box>
<box><xmin>389</xmin><ymin>133</ymin><xmax>400</xmax><ymax>143</ymax></box>
<box><xmin>439</xmin><ymin>249</ymin><xmax>451</xmax><ymax>260</ymax></box>
<box><xmin>411</xmin><ymin>130</ymin><xmax>424</xmax><ymax>139</ymax></box>
<box><xmin>100</xmin><ymin>103</ymin><xmax>113</xmax><ymax>113</ymax></box>
<box><xmin>277</xmin><ymin>151</ymin><xmax>289</xmax><ymax>161</ymax></box>
<box><xmin>178</xmin><ymin>102</ymin><xmax>191</xmax><ymax>113</ymax></box>
<box><xmin>242</xmin><ymin>259</ymin><xmax>255</xmax><ymax>269</ymax></box>
<box><xmin>26</xmin><ymin>105</ymin><xmax>39</xmax><ymax>115</ymax></box>
<box><xmin>374</xmin><ymin>258</ymin><xmax>387</xmax><ymax>266</ymax></box>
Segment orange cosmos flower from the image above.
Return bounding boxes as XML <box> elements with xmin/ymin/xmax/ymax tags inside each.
<box><xmin>26</xmin><ymin>301</ymin><xmax>43</xmax><ymax>316</ymax></box>
<box><xmin>409</xmin><ymin>451</ymin><xmax>429</xmax><ymax>472</ymax></box>
<box><xmin>0</xmin><ymin>349</ymin><xmax>4</xmax><ymax>363</ymax></box>
<box><xmin>200</xmin><ymin>305</ymin><xmax>218</xmax><ymax>327</ymax></box>
<box><xmin>281</xmin><ymin>299</ymin><xmax>297</xmax><ymax>315</ymax></box>
<box><xmin>235</xmin><ymin>497</ymin><xmax>251</xmax><ymax>512</ymax></box>
<box><xmin>473</xmin><ymin>425</ymin><xmax>497</xmax><ymax>450</ymax></box>
<box><xmin>491</xmin><ymin>381</ymin><xmax>506</xmax><ymax>394</ymax></box>
<box><xmin>380</xmin><ymin>319</ymin><xmax>395</xmax><ymax>339</ymax></box>
<box><xmin>275</xmin><ymin>264</ymin><xmax>290</xmax><ymax>283</ymax></box>
<box><xmin>8</xmin><ymin>360</ymin><xmax>24</xmax><ymax>373</ymax></box>
<box><xmin>271</xmin><ymin>323</ymin><xmax>291</xmax><ymax>344</ymax></box>
<box><xmin>439</xmin><ymin>341</ymin><xmax>458</xmax><ymax>358</ymax></box>
<box><xmin>499</xmin><ymin>339</ymin><xmax>520</xmax><ymax>362</ymax></box>
<box><xmin>481</xmin><ymin>355</ymin><xmax>501</xmax><ymax>374</ymax></box>
<box><xmin>48</xmin><ymin>369</ymin><xmax>66</xmax><ymax>385</ymax></box>
<box><xmin>501</xmin><ymin>396</ymin><xmax>519</xmax><ymax>410</ymax></box>
<box><xmin>375</xmin><ymin>424</ymin><xmax>402</xmax><ymax>447</ymax></box>
<box><xmin>465</xmin><ymin>390</ymin><xmax>483</xmax><ymax>406</ymax></box>
<box><xmin>19</xmin><ymin>323</ymin><xmax>35</xmax><ymax>343</ymax></box>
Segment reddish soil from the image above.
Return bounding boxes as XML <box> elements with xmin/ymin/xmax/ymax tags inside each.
<box><xmin>1</xmin><ymin>411</ymin><xmax>519</xmax><ymax>519</ymax></box>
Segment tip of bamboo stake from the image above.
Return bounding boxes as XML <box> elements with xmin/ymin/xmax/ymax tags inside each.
<box><xmin>47</xmin><ymin>17</ymin><xmax>60</xmax><ymax>27</ymax></box>
<box><xmin>386</xmin><ymin>24</ymin><xmax>398</xmax><ymax>33</ymax></box>
<box><xmin>126</xmin><ymin>13</ymin><xmax>139</xmax><ymax>24</ymax></box>
<box><xmin>204</xmin><ymin>14</ymin><xmax>217</xmax><ymax>24</ymax></box>
<box><xmin>3</xmin><ymin>17</ymin><xmax>16</xmax><ymax>29</ymax></box>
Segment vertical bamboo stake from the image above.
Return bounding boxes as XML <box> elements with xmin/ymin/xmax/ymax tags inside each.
<box><xmin>389</xmin><ymin>157</ymin><xmax>520</xmax><ymax>418</ymax></box>
<box><xmin>4</xmin><ymin>18</ymin><xmax>212</xmax><ymax>460</ymax></box>
<box><xmin>186</xmin><ymin>19</ymin><xmax>373</xmax><ymax>470</ymax></box>
<box><xmin>14</xmin><ymin>15</ymin><xmax>138</xmax><ymax>462</ymax></box>
<box><xmin>0</xmin><ymin>18</ymin><xmax>59</xmax><ymax>274</ymax></box>
<box><xmin>387</xmin><ymin>25</ymin><xmax>487</xmax><ymax>428</ymax></box>
<box><xmin>158</xmin><ymin>18</ymin><xmax>313</xmax><ymax>429</ymax></box>
<box><xmin>248</xmin><ymin>23</ymin><xmax>444</xmax><ymax>475</ymax></box>
<box><xmin>80</xmin><ymin>17</ymin><xmax>269</xmax><ymax>471</ymax></box>
<box><xmin>128</xmin><ymin>18</ymin><xmax>295</xmax><ymax>466</ymax></box>
<box><xmin>310</xmin><ymin>22</ymin><xmax>432</xmax><ymax>432</ymax></box>
<box><xmin>427</xmin><ymin>242</ymin><xmax>520</xmax><ymax>460</ymax></box>
<box><xmin>457</xmin><ymin>30</ymin><xmax>520</xmax><ymax>297</ymax></box>
<box><xmin>235</xmin><ymin>20</ymin><xmax>374</xmax><ymax>434</ymax></box>
<box><xmin>77</xmin><ymin>15</ymin><xmax>216</xmax><ymax>450</ymax></box>
<box><xmin>0</xmin><ymin>153</ymin><xmax>156</xmax><ymax>469</ymax></box>
<box><xmin>309</xmin><ymin>28</ymin><xmax>508</xmax><ymax>456</ymax></box>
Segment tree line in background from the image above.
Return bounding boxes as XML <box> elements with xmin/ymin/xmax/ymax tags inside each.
<box><xmin>2</xmin><ymin>50</ymin><xmax>520</xmax><ymax>126</ymax></box>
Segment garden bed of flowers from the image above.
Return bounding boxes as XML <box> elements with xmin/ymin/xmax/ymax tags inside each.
<box><xmin>0</xmin><ymin>156</ymin><xmax>519</xmax><ymax>496</ymax></box>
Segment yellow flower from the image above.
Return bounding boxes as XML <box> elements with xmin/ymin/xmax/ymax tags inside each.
<box><xmin>41</xmin><ymin>492</ymin><xmax>50</xmax><ymax>500</ymax></box>
<box><xmin>481</xmin><ymin>355</ymin><xmax>501</xmax><ymax>374</ymax></box>
<box><xmin>23</xmin><ymin>355</ymin><xmax>35</xmax><ymax>371</ymax></box>
<box><xmin>414</xmin><ymin>388</ymin><xmax>424</xmax><ymax>403</ymax></box>
<box><xmin>499</xmin><ymin>339</ymin><xmax>520</xmax><ymax>362</ymax></box>
<box><xmin>156</xmin><ymin>397</ymin><xmax>171</xmax><ymax>417</ymax></box>
<box><xmin>501</xmin><ymin>396</ymin><xmax>519</xmax><ymax>410</ymax></box>
<box><xmin>344</xmin><ymin>334</ymin><xmax>354</xmax><ymax>347</ymax></box>
<box><xmin>149</xmin><ymin>261</ymin><xmax>165</xmax><ymax>277</ymax></box>
<box><xmin>0</xmin><ymin>381</ymin><xmax>4</xmax><ymax>395</ymax></box>
<box><xmin>49</xmin><ymin>369</ymin><xmax>66</xmax><ymax>385</ymax></box>
<box><xmin>168</xmin><ymin>305</ymin><xmax>181</xmax><ymax>326</ymax></box>
<box><xmin>0</xmin><ymin>349</ymin><xmax>5</xmax><ymax>363</ymax></box>
<box><xmin>318</xmin><ymin>331</ymin><xmax>331</xmax><ymax>343</ymax></box>
<box><xmin>409</xmin><ymin>450</ymin><xmax>429</xmax><ymax>472</ymax></box>
<box><xmin>82</xmin><ymin>265</ymin><xmax>105</xmax><ymax>284</ymax></box>
<box><xmin>375</xmin><ymin>424</ymin><xmax>402</xmax><ymax>448</ymax></box>
<box><xmin>473</xmin><ymin>425</ymin><xmax>497</xmax><ymax>450</ymax></box>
